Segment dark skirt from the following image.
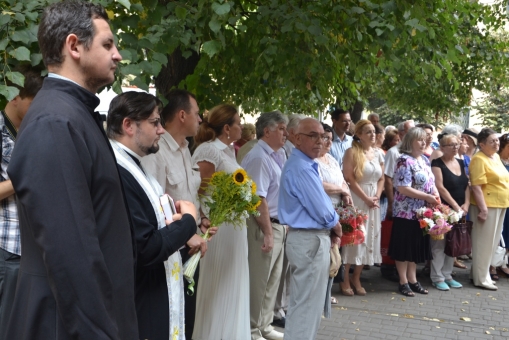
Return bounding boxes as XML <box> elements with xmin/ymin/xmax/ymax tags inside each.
<box><xmin>503</xmin><ymin>209</ymin><xmax>509</xmax><ymax>249</ymax></box>
<box><xmin>388</xmin><ymin>217</ymin><xmax>431</xmax><ymax>263</ymax></box>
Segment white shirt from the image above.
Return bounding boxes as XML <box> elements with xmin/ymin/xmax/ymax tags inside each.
<box><xmin>141</xmin><ymin>130</ymin><xmax>201</xmax><ymax>223</ymax></box>
<box><xmin>384</xmin><ymin>143</ymin><xmax>401</xmax><ymax>178</ymax></box>
<box><xmin>241</xmin><ymin>139</ymin><xmax>285</xmax><ymax>219</ymax></box>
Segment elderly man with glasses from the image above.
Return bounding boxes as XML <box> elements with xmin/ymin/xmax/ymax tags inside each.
<box><xmin>278</xmin><ymin>118</ymin><xmax>342</xmax><ymax>340</ymax></box>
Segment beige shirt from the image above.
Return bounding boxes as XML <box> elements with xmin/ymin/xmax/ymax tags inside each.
<box><xmin>141</xmin><ymin>130</ymin><xmax>202</xmax><ymax>224</ymax></box>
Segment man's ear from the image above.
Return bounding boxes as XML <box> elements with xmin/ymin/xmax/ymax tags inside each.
<box><xmin>64</xmin><ymin>34</ymin><xmax>82</xmax><ymax>61</ymax></box>
<box><xmin>122</xmin><ymin>117</ymin><xmax>136</xmax><ymax>137</ymax></box>
<box><xmin>178</xmin><ymin>109</ymin><xmax>187</xmax><ymax>123</ymax></box>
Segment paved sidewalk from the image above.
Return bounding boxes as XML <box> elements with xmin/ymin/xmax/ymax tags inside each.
<box><xmin>273</xmin><ymin>259</ymin><xmax>509</xmax><ymax>339</ymax></box>
<box><xmin>315</xmin><ymin>261</ymin><xmax>509</xmax><ymax>340</ymax></box>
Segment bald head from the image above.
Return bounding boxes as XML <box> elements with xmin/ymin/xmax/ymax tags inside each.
<box><xmin>295</xmin><ymin>118</ymin><xmax>324</xmax><ymax>159</ymax></box>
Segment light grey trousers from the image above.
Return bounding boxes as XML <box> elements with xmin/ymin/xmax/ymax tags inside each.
<box><xmin>285</xmin><ymin>229</ymin><xmax>330</xmax><ymax>340</ymax></box>
<box><xmin>430</xmin><ymin>238</ymin><xmax>454</xmax><ymax>282</ymax></box>
<box><xmin>247</xmin><ymin>217</ymin><xmax>285</xmax><ymax>340</ymax></box>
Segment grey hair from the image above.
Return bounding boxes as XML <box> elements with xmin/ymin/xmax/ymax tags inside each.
<box><xmin>385</xmin><ymin>125</ymin><xmax>397</xmax><ymax>133</ymax></box>
<box><xmin>441</xmin><ymin>124</ymin><xmax>463</xmax><ymax>138</ymax></box>
<box><xmin>367</xmin><ymin>113</ymin><xmax>379</xmax><ymax>120</ymax></box>
<box><xmin>287</xmin><ymin>114</ymin><xmax>307</xmax><ymax>133</ymax></box>
<box><xmin>397</xmin><ymin>119</ymin><xmax>414</xmax><ymax>132</ymax></box>
<box><xmin>255</xmin><ymin>110</ymin><xmax>289</xmax><ymax>139</ymax></box>
<box><xmin>399</xmin><ymin>127</ymin><xmax>427</xmax><ymax>155</ymax></box>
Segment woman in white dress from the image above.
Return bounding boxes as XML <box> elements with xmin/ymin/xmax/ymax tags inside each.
<box><xmin>341</xmin><ymin>120</ymin><xmax>384</xmax><ymax>296</ymax></box>
<box><xmin>191</xmin><ymin>104</ymin><xmax>250</xmax><ymax>340</ymax></box>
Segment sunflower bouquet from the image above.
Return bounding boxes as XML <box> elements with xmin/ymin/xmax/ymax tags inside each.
<box><xmin>183</xmin><ymin>169</ymin><xmax>261</xmax><ymax>292</ymax></box>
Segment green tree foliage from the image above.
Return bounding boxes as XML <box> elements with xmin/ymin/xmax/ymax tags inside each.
<box><xmin>472</xmin><ymin>88</ymin><xmax>509</xmax><ymax>132</ymax></box>
<box><xmin>1</xmin><ymin>0</ymin><xmax>509</xmax><ymax>117</ymax></box>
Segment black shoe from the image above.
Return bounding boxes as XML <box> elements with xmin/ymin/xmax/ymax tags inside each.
<box><xmin>272</xmin><ymin>317</ymin><xmax>286</xmax><ymax>328</ymax></box>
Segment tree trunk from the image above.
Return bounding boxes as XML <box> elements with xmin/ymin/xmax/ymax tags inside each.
<box><xmin>154</xmin><ymin>47</ymin><xmax>200</xmax><ymax>99</ymax></box>
<box><xmin>350</xmin><ymin>101</ymin><xmax>364</xmax><ymax>123</ymax></box>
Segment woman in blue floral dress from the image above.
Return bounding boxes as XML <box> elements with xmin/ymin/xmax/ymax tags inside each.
<box><xmin>388</xmin><ymin>127</ymin><xmax>440</xmax><ymax>297</ymax></box>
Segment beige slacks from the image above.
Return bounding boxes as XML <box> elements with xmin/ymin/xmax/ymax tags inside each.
<box><xmin>247</xmin><ymin>217</ymin><xmax>285</xmax><ymax>340</ymax></box>
<box><xmin>469</xmin><ymin>205</ymin><xmax>506</xmax><ymax>287</ymax></box>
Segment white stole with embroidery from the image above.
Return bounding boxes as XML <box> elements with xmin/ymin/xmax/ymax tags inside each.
<box><xmin>110</xmin><ymin>139</ymin><xmax>184</xmax><ymax>340</ymax></box>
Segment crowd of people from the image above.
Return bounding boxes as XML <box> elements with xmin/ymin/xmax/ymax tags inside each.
<box><xmin>2</xmin><ymin>1</ymin><xmax>509</xmax><ymax>340</ymax></box>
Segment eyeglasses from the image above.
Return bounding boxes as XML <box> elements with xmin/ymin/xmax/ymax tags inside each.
<box><xmin>147</xmin><ymin>118</ymin><xmax>161</xmax><ymax>127</ymax></box>
<box><xmin>299</xmin><ymin>133</ymin><xmax>330</xmax><ymax>142</ymax></box>
<box><xmin>443</xmin><ymin>144</ymin><xmax>460</xmax><ymax>148</ymax></box>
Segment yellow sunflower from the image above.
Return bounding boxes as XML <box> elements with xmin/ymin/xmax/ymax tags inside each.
<box><xmin>232</xmin><ymin>169</ymin><xmax>248</xmax><ymax>185</ymax></box>
<box><xmin>253</xmin><ymin>199</ymin><xmax>262</xmax><ymax>209</ymax></box>
<box><xmin>209</xmin><ymin>171</ymin><xmax>222</xmax><ymax>183</ymax></box>
<box><xmin>251</xmin><ymin>181</ymin><xmax>257</xmax><ymax>195</ymax></box>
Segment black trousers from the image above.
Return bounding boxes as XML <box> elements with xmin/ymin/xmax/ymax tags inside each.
<box><xmin>0</xmin><ymin>247</ymin><xmax>20</xmax><ymax>338</ymax></box>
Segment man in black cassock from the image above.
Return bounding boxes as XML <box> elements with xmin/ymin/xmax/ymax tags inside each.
<box><xmin>106</xmin><ymin>91</ymin><xmax>199</xmax><ymax>340</ymax></box>
<box><xmin>6</xmin><ymin>2</ymin><xmax>139</xmax><ymax>339</ymax></box>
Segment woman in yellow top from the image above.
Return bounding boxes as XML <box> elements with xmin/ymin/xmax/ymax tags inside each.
<box><xmin>469</xmin><ymin>128</ymin><xmax>509</xmax><ymax>290</ymax></box>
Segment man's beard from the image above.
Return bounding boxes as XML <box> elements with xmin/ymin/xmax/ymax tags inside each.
<box><xmin>135</xmin><ymin>130</ymin><xmax>159</xmax><ymax>156</ymax></box>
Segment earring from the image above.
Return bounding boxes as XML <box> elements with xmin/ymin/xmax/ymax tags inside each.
<box><xmin>228</xmin><ymin>133</ymin><xmax>230</xmax><ymax>140</ymax></box>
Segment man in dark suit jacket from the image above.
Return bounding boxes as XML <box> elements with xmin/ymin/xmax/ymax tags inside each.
<box><xmin>6</xmin><ymin>1</ymin><xmax>138</xmax><ymax>339</ymax></box>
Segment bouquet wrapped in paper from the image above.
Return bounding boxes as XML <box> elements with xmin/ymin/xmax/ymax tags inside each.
<box><xmin>335</xmin><ymin>205</ymin><xmax>367</xmax><ymax>246</ymax></box>
<box><xmin>415</xmin><ymin>204</ymin><xmax>461</xmax><ymax>240</ymax></box>
<box><xmin>183</xmin><ymin>169</ymin><xmax>261</xmax><ymax>293</ymax></box>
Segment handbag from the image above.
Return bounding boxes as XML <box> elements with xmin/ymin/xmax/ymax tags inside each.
<box><xmin>491</xmin><ymin>237</ymin><xmax>507</xmax><ymax>267</ymax></box>
<box><xmin>444</xmin><ymin>219</ymin><xmax>472</xmax><ymax>257</ymax></box>
<box><xmin>329</xmin><ymin>243</ymin><xmax>342</xmax><ymax>278</ymax></box>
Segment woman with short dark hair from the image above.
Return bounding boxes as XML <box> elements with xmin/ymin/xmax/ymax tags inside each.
<box><xmin>388</xmin><ymin>127</ymin><xmax>440</xmax><ymax>296</ymax></box>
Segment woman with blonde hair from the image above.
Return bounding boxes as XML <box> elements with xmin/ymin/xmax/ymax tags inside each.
<box><xmin>341</xmin><ymin>120</ymin><xmax>385</xmax><ymax>296</ymax></box>
<box><xmin>191</xmin><ymin>104</ymin><xmax>250</xmax><ymax>339</ymax></box>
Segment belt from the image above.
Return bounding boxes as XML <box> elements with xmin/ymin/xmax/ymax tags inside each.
<box><xmin>270</xmin><ymin>218</ymin><xmax>280</xmax><ymax>224</ymax></box>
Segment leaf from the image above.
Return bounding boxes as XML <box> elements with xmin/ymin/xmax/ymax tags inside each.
<box><xmin>175</xmin><ymin>6</ymin><xmax>187</xmax><ymax>19</ymax></box>
<box><xmin>121</xmin><ymin>64</ymin><xmax>142</xmax><ymax>76</ymax></box>
<box><xmin>375</xmin><ymin>28</ymin><xmax>384</xmax><ymax>36</ymax></box>
<box><xmin>6</xmin><ymin>71</ymin><xmax>25</xmax><ymax>87</ymax></box>
<box><xmin>405</xmin><ymin>18</ymin><xmax>419</xmax><ymax>27</ymax></box>
<box><xmin>308</xmin><ymin>25</ymin><xmax>322</xmax><ymax>36</ymax></box>
<box><xmin>0</xmin><ymin>39</ymin><xmax>7</xmax><ymax>50</ymax></box>
<box><xmin>10</xmin><ymin>30</ymin><xmax>31</xmax><ymax>44</ymax></box>
<box><xmin>460</xmin><ymin>317</ymin><xmax>471</xmax><ymax>322</ymax></box>
<box><xmin>209</xmin><ymin>17</ymin><xmax>221</xmax><ymax>33</ymax></box>
<box><xmin>202</xmin><ymin>40</ymin><xmax>221</xmax><ymax>57</ymax></box>
<box><xmin>13</xmin><ymin>12</ymin><xmax>25</xmax><ymax>22</ymax></box>
<box><xmin>119</xmin><ymin>50</ymin><xmax>132</xmax><ymax>62</ymax></box>
<box><xmin>0</xmin><ymin>85</ymin><xmax>20</xmax><ymax>102</ymax></box>
<box><xmin>211</xmin><ymin>2</ymin><xmax>231</xmax><ymax>16</ymax></box>
<box><xmin>117</xmin><ymin>0</ymin><xmax>131</xmax><ymax>10</ymax></box>
<box><xmin>0</xmin><ymin>14</ymin><xmax>11</xmax><ymax>25</ymax></box>
<box><xmin>8</xmin><ymin>46</ymin><xmax>30</xmax><ymax>61</ymax></box>
<box><xmin>351</xmin><ymin>7</ymin><xmax>365</xmax><ymax>14</ymax></box>
<box><xmin>152</xmin><ymin>52</ymin><xmax>167</xmax><ymax>65</ymax></box>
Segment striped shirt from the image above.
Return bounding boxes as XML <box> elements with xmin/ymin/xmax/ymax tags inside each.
<box><xmin>0</xmin><ymin>112</ymin><xmax>20</xmax><ymax>255</ymax></box>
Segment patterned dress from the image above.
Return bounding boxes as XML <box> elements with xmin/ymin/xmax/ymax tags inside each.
<box><xmin>388</xmin><ymin>154</ymin><xmax>434</xmax><ymax>262</ymax></box>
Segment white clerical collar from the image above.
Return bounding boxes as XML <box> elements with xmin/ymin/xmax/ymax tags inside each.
<box><xmin>48</xmin><ymin>73</ymin><xmax>83</xmax><ymax>88</ymax></box>
<box><xmin>211</xmin><ymin>137</ymin><xmax>229</xmax><ymax>150</ymax></box>
<box><xmin>115</xmin><ymin>141</ymin><xmax>143</xmax><ymax>162</ymax></box>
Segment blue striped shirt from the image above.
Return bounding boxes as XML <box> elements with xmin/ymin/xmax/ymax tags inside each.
<box><xmin>278</xmin><ymin>148</ymin><xmax>339</xmax><ymax>229</ymax></box>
